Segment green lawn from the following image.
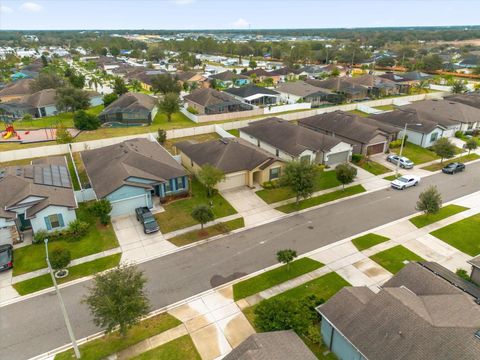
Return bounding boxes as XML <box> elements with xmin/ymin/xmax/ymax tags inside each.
<box><xmin>256</xmin><ymin>170</ymin><xmax>341</xmax><ymax>204</ymax></box>
<box><xmin>154</xmin><ymin>178</ymin><xmax>237</xmax><ymax>233</ymax></box>
<box><xmin>163</xmin><ymin>133</ymin><xmax>220</xmax><ymax>154</ymax></box>
<box><xmin>55</xmin><ymin>313</ymin><xmax>181</xmax><ymax>360</ymax></box>
<box><xmin>430</xmin><ymin>214</ymin><xmax>480</xmax><ymax>256</ymax></box>
<box><xmin>131</xmin><ymin>335</ymin><xmax>201</xmax><ymax>360</ymax></box>
<box><xmin>391</xmin><ymin>142</ymin><xmax>439</xmax><ymax>164</ymax></box>
<box><xmin>370</xmin><ymin>245</ymin><xmax>425</xmax><ymax>274</ymax></box>
<box><xmin>421</xmin><ymin>153</ymin><xmax>480</xmax><ymax>171</ymax></box>
<box><xmin>355</xmin><ymin>160</ymin><xmax>391</xmax><ymax>176</ymax></box>
<box><xmin>227</xmin><ymin>129</ymin><xmax>239</xmax><ymax>137</ymax></box>
<box><xmin>72</xmin><ymin>152</ymin><xmax>89</xmax><ymax>187</ymax></box>
<box><xmin>409</xmin><ymin>204</ymin><xmax>469</xmax><ymax>228</ymax></box>
<box><xmin>352</xmin><ymin>233</ymin><xmax>390</xmax><ymax>251</ymax></box>
<box><xmin>348</xmin><ymin>110</ymin><xmax>369</xmax><ymax>117</ymax></box>
<box><xmin>168</xmin><ymin>218</ymin><xmax>244</xmax><ymax>247</ymax></box>
<box><xmin>66</xmin><ymin>154</ymin><xmax>81</xmax><ymax>191</ymax></box>
<box><xmin>13</xmin><ymin>203</ymin><xmax>119</xmax><ymax>276</ymax></box>
<box><xmin>276</xmin><ymin>185</ymin><xmax>366</xmax><ymax>213</ymax></box>
<box><xmin>233</xmin><ymin>258</ymin><xmax>324</xmax><ymax>301</ymax></box>
<box><xmin>13</xmin><ymin>254</ymin><xmax>121</xmax><ymax>295</ymax></box>
<box><xmin>383</xmin><ymin>173</ymin><xmax>402</xmax><ymax>181</ymax></box>
<box><xmin>374</xmin><ymin>105</ymin><xmax>396</xmax><ymax>111</ymax></box>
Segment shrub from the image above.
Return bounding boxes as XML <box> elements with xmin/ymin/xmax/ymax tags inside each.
<box><xmin>191</xmin><ymin>205</ymin><xmax>214</xmax><ymax>230</ymax></box>
<box><xmin>455</xmin><ymin>130</ymin><xmax>464</xmax><ymax>139</ymax></box>
<box><xmin>187</xmin><ymin>106</ymin><xmax>198</xmax><ymax>114</ymax></box>
<box><xmin>351</xmin><ymin>153</ymin><xmax>364</xmax><ymax>163</ymax></box>
<box><xmin>262</xmin><ymin>180</ymin><xmax>280</xmax><ymax>190</ymax></box>
<box><xmin>33</xmin><ymin>230</ymin><xmax>49</xmax><ymax>244</ymax></box>
<box><xmin>389</xmin><ymin>139</ymin><xmax>402</xmax><ymax>148</ymax></box>
<box><xmin>157</xmin><ymin>129</ymin><xmax>166</xmax><ymax>144</ymax></box>
<box><xmin>50</xmin><ymin>248</ymin><xmax>71</xmax><ymax>270</ymax></box>
<box><xmin>102</xmin><ymin>93</ymin><xmax>118</xmax><ymax>107</ymax></box>
<box><xmin>68</xmin><ymin>219</ymin><xmax>89</xmax><ymax>240</ymax></box>
<box><xmin>91</xmin><ymin>199</ymin><xmax>112</xmax><ymax>225</ymax></box>
<box><xmin>456</xmin><ymin>269</ymin><xmax>471</xmax><ymax>282</ymax></box>
<box><xmin>73</xmin><ymin>110</ymin><xmax>101</xmax><ymax>130</ymax></box>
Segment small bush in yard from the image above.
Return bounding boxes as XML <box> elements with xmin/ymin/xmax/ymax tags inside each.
<box><xmin>50</xmin><ymin>248</ymin><xmax>71</xmax><ymax>270</ymax></box>
<box><xmin>68</xmin><ymin>219</ymin><xmax>89</xmax><ymax>240</ymax></box>
<box><xmin>33</xmin><ymin>230</ymin><xmax>49</xmax><ymax>244</ymax></box>
<box><xmin>456</xmin><ymin>269</ymin><xmax>471</xmax><ymax>282</ymax></box>
<box><xmin>351</xmin><ymin>154</ymin><xmax>364</xmax><ymax>163</ymax></box>
<box><xmin>91</xmin><ymin>199</ymin><xmax>113</xmax><ymax>225</ymax></box>
<box><xmin>416</xmin><ymin>185</ymin><xmax>442</xmax><ymax>215</ymax></box>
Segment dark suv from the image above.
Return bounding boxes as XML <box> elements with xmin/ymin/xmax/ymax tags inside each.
<box><xmin>0</xmin><ymin>244</ymin><xmax>13</xmax><ymax>272</ymax></box>
<box><xmin>135</xmin><ymin>207</ymin><xmax>160</xmax><ymax>234</ymax></box>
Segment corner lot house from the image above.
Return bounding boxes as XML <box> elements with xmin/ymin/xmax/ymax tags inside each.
<box><xmin>317</xmin><ymin>262</ymin><xmax>480</xmax><ymax>360</ymax></box>
<box><xmin>81</xmin><ymin>138</ymin><xmax>188</xmax><ymax>216</ymax></box>
<box><xmin>224</xmin><ymin>85</ymin><xmax>280</xmax><ymax>106</ymax></box>
<box><xmin>184</xmin><ymin>88</ymin><xmax>253</xmax><ymax>115</ymax></box>
<box><xmin>98</xmin><ymin>92</ymin><xmax>158</xmax><ymax>125</ymax></box>
<box><xmin>0</xmin><ymin>156</ymin><xmax>77</xmax><ymax>238</ymax></box>
<box><xmin>240</xmin><ymin>117</ymin><xmax>353</xmax><ymax>166</ymax></box>
<box><xmin>175</xmin><ymin>138</ymin><xmax>285</xmax><ymax>190</ymax></box>
<box><xmin>299</xmin><ymin>110</ymin><xmax>399</xmax><ymax>155</ymax></box>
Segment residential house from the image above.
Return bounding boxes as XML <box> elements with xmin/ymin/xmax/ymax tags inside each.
<box><xmin>445</xmin><ymin>92</ymin><xmax>480</xmax><ymax>111</ymax></box>
<box><xmin>397</xmin><ymin>71</ymin><xmax>433</xmax><ymax>84</ymax></box>
<box><xmin>377</xmin><ymin>72</ymin><xmax>412</xmax><ymax>93</ymax></box>
<box><xmin>209</xmin><ymin>71</ymin><xmax>250</xmax><ymax>87</ymax></box>
<box><xmin>81</xmin><ymin>138</ymin><xmax>188</xmax><ymax>216</ymax></box>
<box><xmin>240</xmin><ymin>117</ymin><xmax>353</xmax><ymax>166</ymax></box>
<box><xmin>317</xmin><ymin>262</ymin><xmax>480</xmax><ymax>360</ymax></box>
<box><xmin>175</xmin><ymin>71</ymin><xmax>207</xmax><ymax>89</ymax></box>
<box><xmin>243</xmin><ymin>68</ymin><xmax>278</xmax><ymax>84</ymax></box>
<box><xmin>347</xmin><ymin>74</ymin><xmax>400</xmax><ymax>97</ymax></box>
<box><xmin>276</xmin><ymin>81</ymin><xmax>342</xmax><ymax>107</ymax></box>
<box><xmin>10</xmin><ymin>70</ymin><xmax>39</xmax><ymax>81</ymax></box>
<box><xmin>0</xmin><ymin>78</ymin><xmax>35</xmax><ymax>102</ymax></box>
<box><xmin>224</xmin><ymin>85</ymin><xmax>280</xmax><ymax>106</ymax></box>
<box><xmin>176</xmin><ymin>137</ymin><xmax>285</xmax><ymax>190</ymax></box>
<box><xmin>308</xmin><ymin>78</ymin><xmax>368</xmax><ymax>102</ymax></box>
<box><xmin>125</xmin><ymin>69</ymin><xmax>169</xmax><ymax>92</ymax></box>
<box><xmin>0</xmin><ymin>156</ymin><xmax>77</xmax><ymax>238</ymax></box>
<box><xmin>269</xmin><ymin>67</ymin><xmax>304</xmax><ymax>82</ymax></box>
<box><xmin>93</xmin><ymin>56</ymin><xmax>122</xmax><ymax>73</ymax></box>
<box><xmin>299</xmin><ymin>110</ymin><xmax>398</xmax><ymax>155</ymax></box>
<box><xmin>183</xmin><ymin>88</ymin><xmax>253</xmax><ymax>115</ymax></box>
<box><xmin>223</xmin><ymin>330</ymin><xmax>317</xmax><ymax>360</ymax></box>
<box><xmin>98</xmin><ymin>92</ymin><xmax>158</xmax><ymax>125</ymax></box>
<box><xmin>469</xmin><ymin>255</ymin><xmax>480</xmax><ymax>286</ymax></box>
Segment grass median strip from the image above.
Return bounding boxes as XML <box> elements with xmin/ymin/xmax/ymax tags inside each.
<box><xmin>430</xmin><ymin>213</ymin><xmax>480</xmax><ymax>256</ymax></box>
<box><xmin>233</xmin><ymin>258</ymin><xmax>324</xmax><ymax>301</ymax></box>
<box><xmin>352</xmin><ymin>233</ymin><xmax>390</xmax><ymax>251</ymax></box>
<box><xmin>131</xmin><ymin>335</ymin><xmax>201</xmax><ymax>360</ymax></box>
<box><xmin>421</xmin><ymin>153</ymin><xmax>480</xmax><ymax>171</ymax></box>
<box><xmin>13</xmin><ymin>254</ymin><xmax>121</xmax><ymax>296</ymax></box>
<box><xmin>54</xmin><ymin>313</ymin><xmax>181</xmax><ymax>360</ymax></box>
<box><xmin>168</xmin><ymin>218</ymin><xmax>245</xmax><ymax>247</ymax></box>
<box><xmin>355</xmin><ymin>160</ymin><xmax>391</xmax><ymax>176</ymax></box>
<box><xmin>370</xmin><ymin>245</ymin><xmax>425</xmax><ymax>274</ymax></box>
<box><xmin>409</xmin><ymin>204</ymin><xmax>469</xmax><ymax>228</ymax></box>
<box><xmin>276</xmin><ymin>185</ymin><xmax>366</xmax><ymax>213</ymax></box>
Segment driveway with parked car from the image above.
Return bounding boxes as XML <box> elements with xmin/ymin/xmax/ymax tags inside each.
<box><xmin>386</xmin><ymin>154</ymin><xmax>415</xmax><ymax>169</ymax></box>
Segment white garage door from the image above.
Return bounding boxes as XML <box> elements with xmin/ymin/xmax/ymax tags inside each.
<box><xmin>110</xmin><ymin>195</ymin><xmax>149</xmax><ymax>217</ymax></box>
<box><xmin>326</xmin><ymin>151</ymin><xmax>350</xmax><ymax>167</ymax></box>
<box><xmin>442</xmin><ymin>129</ymin><xmax>455</xmax><ymax>138</ymax></box>
<box><xmin>217</xmin><ymin>172</ymin><xmax>247</xmax><ymax>191</ymax></box>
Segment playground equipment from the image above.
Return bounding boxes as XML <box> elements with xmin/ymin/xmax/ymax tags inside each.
<box><xmin>2</xmin><ymin>124</ymin><xmax>16</xmax><ymax>139</ymax></box>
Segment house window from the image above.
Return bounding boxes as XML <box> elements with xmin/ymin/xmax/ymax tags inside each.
<box><xmin>164</xmin><ymin>181</ymin><xmax>171</xmax><ymax>193</ymax></box>
<box><xmin>269</xmin><ymin>167</ymin><xmax>281</xmax><ymax>180</ymax></box>
<box><xmin>430</xmin><ymin>132</ymin><xmax>438</xmax><ymax>143</ymax></box>
<box><xmin>275</xmin><ymin>149</ymin><xmax>279</xmax><ymax>156</ymax></box>
<box><xmin>300</xmin><ymin>155</ymin><xmax>311</xmax><ymax>163</ymax></box>
<box><xmin>45</xmin><ymin>214</ymin><xmax>64</xmax><ymax>230</ymax></box>
<box><xmin>177</xmin><ymin>177</ymin><xmax>184</xmax><ymax>190</ymax></box>
<box><xmin>257</xmin><ymin>140</ymin><xmax>260</xmax><ymax>147</ymax></box>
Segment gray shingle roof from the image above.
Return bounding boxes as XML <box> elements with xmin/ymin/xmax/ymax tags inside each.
<box><xmin>318</xmin><ymin>262</ymin><xmax>480</xmax><ymax>360</ymax></box>
<box><xmin>370</xmin><ymin>108</ymin><xmax>450</xmax><ymax>134</ymax></box>
<box><xmin>100</xmin><ymin>92</ymin><xmax>157</xmax><ymax>117</ymax></box>
<box><xmin>241</xmin><ymin>117</ymin><xmax>342</xmax><ymax>156</ymax></box>
<box><xmin>223</xmin><ymin>330</ymin><xmax>317</xmax><ymax>360</ymax></box>
<box><xmin>445</xmin><ymin>93</ymin><xmax>480</xmax><ymax>110</ymax></box>
<box><xmin>469</xmin><ymin>255</ymin><xmax>480</xmax><ymax>269</ymax></box>
<box><xmin>19</xmin><ymin>88</ymin><xmax>57</xmax><ymax>108</ymax></box>
<box><xmin>308</xmin><ymin>78</ymin><xmax>367</xmax><ymax>95</ymax></box>
<box><xmin>404</xmin><ymin>99</ymin><xmax>479</xmax><ymax>125</ymax></box>
<box><xmin>276</xmin><ymin>81</ymin><xmax>332</xmax><ymax>98</ymax></box>
<box><xmin>224</xmin><ymin>85</ymin><xmax>279</xmax><ymax>99</ymax></box>
<box><xmin>347</xmin><ymin>74</ymin><xmax>397</xmax><ymax>89</ymax></box>
<box><xmin>81</xmin><ymin>138</ymin><xmax>186</xmax><ymax>198</ymax></box>
<box><xmin>184</xmin><ymin>88</ymin><xmax>243</xmax><ymax>107</ymax></box>
<box><xmin>210</xmin><ymin>70</ymin><xmax>249</xmax><ymax>81</ymax></box>
<box><xmin>0</xmin><ymin>78</ymin><xmax>35</xmax><ymax>98</ymax></box>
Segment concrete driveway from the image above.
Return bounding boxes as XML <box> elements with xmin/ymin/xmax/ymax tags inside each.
<box><xmin>112</xmin><ymin>215</ymin><xmax>177</xmax><ymax>263</ymax></box>
<box><xmin>220</xmin><ymin>187</ymin><xmax>283</xmax><ymax>227</ymax></box>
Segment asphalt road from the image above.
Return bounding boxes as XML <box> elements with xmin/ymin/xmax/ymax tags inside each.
<box><xmin>2</xmin><ymin>163</ymin><xmax>480</xmax><ymax>360</ymax></box>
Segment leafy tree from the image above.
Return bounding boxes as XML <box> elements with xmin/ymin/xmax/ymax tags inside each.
<box><xmin>68</xmin><ymin>71</ymin><xmax>86</xmax><ymax>89</ymax></box>
<box><xmin>73</xmin><ymin>110</ymin><xmax>100</xmax><ymax>130</ymax></box>
<box><xmin>276</xmin><ymin>249</ymin><xmax>297</xmax><ymax>271</ymax></box>
<box><xmin>102</xmin><ymin>93</ymin><xmax>118</xmax><ymax>107</ymax></box>
<box><xmin>151</xmin><ymin>74</ymin><xmax>181</xmax><ymax>95</ymax></box>
<box><xmin>466</xmin><ymin>138</ymin><xmax>478</xmax><ymax>154</ymax></box>
<box><xmin>109</xmin><ymin>47</ymin><xmax>120</xmax><ymax>57</ymax></box>
<box><xmin>83</xmin><ymin>264</ymin><xmax>150</xmax><ymax>336</ymax></box>
<box><xmin>113</xmin><ymin>77</ymin><xmax>128</xmax><ymax>96</ymax></box>
<box><xmin>56</xmin><ymin>87</ymin><xmax>91</xmax><ymax>112</ymax></box>
<box><xmin>330</xmin><ymin>67</ymin><xmax>340</xmax><ymax>77</ymax></box>
<box><xmin>451</xmin><ymin>80</ymin><xmax>468</xmax><ymax>94</ymax></box>
<box><xmin>158</xmin><ymin>92</ymin><xmax>180</xmax><ymax>122</ymax></box>
<box><xmin>432</xmin><ymin>137</ymin><xmax>456</xmax><ymax>163</ymax></box>
<box><xmin>91</xmin><ymin>199</ymin><xmax>113</xmax><ymax>225</ymax></box>
<box><xmin>376</xmin><ymin>56</ymin><xmax>396</xmax><ymax>67</ymax></box>
<box><xmin>416</xmin><ymin>185</ymin><xmax>442</xmax><ymax>215</ymax></box>
<box><xmin>129</xmin><ymin>79</ymin><xmax>142</xmax><ymax>92</ymax></box>
<box><xmin>50</xmin><ymin>248</ymin><xmax>71</xmax><ymax>271</ymax></box>
<box><xmin>335</xmin><ymin>163</ymin><xmax>357</xmax><ymax>190</ymax></box>
<box><xmin>249</xmin><ymin>58</ymin><xmax>257</xmax><ymax>69</ymax></box>
<box><xmin>197</xmin><ymin>165</ymin><xmax>225</xmax><ymax>197</ymax></box>
<box><xmin>31</xmin><ymin>72</ymin><xmax>64</xmax><ymax>92</ymax></box>
<box><xmin>191</xmin><ymin>205</ymin><xmax>214</xmax><ymax>230</ymax></box>
<box><xmin>88</xmin><ymin>76</ymin><xmax>102</xmax><ymax>91</ymax></box>
<box><xmin>420</xmin><ymin>54</ymin><xmax>443</xmax><ymax>72</ymax></box>
<box><xmin>281</xmin><ymin>161</ymin><xmax>318</xmax><ymax>205</ymax></box>
<box><xmin>56</xmin><ymin>125</ymin><xmax>74</xmax><ymax>144</ymax></box>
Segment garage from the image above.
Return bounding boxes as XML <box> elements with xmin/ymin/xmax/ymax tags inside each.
<box><xmin>366</xmin><ymin>142</ymin><xmax>386</xmax><ymax>155</ymax></box>
<box><xmin>217</xmin><ymin>172</ymin><xmax>247</xmax><ymax>191</ymax></box>
<box><xmin>110</xmin><ymin>194</ymin><xmax>150</xmax><ymax>217</ymax></box>
<box><xmin>325</xmin><ymin>151</ymin><xmax>350</xmax><ymax>167</ymax></box>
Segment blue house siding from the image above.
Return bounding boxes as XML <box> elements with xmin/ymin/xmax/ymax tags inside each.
<box><xmin>160</xmin><ymin>176</ymin><xmax>189</xmax><ymax>198</ymax></box>
<box><xmin>321</xmin><ymin>319</ymin><xmax>366</xmax><ymax>360</ymax></box>
<box><xmin>106</xmin><ymin>185</ymin><xmax>152</xmax><ymax>208</ymax></box>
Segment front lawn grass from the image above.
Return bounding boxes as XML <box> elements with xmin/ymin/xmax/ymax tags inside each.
<box><xmin>348</xmin><ymin>110</ymin><xmax>369</xmax><ymax>117</ymax></box>
<box><xmin>168</xmin><ymin>218</ymin><xmax>244</xmax><ymax>247</ymax></box>
<box><xmin>13</xmin><ymin>203</ymin><xmax>119</xmax><ymax>276</ymax></box>
<box><xmin>163</xmin><ymin>133</ymin><xmax>220</xmax><ymax>154</ymax></box>
<box><xmin>421</xmin><ymin>153</ymin><xmax>480</xmax><ymax>171</ymax></box>
<box><xmin>54</xmin><ymin>313</ymin><xmax>181</xmax><ymax>360</ymax></box>
<box><xmin>154</xmin><ymin>178</ymin><xmax>237</xmax><ymax>233</ymax></box>
<box><xmin>352</xmin><ymin>233</ymin><xmax>390</xmax><ymax>251</ymax></box>
<box><xmin>355</xmin><ymin>160</ymin><xmax>391</xmax><ymax>176</ymax></box>
<box><xmin>374</xmin><ymin>105</ymin><xmax>396</xmax><ymax>111</ymax></box>
<box><xmin>409</xmin><ymin>204</ymin><xmax>469</xmax><ymax>228</ymax></box>
<box><xmin>370</xmin><ymin>245</ymin><xmax>425</xmax><ymax>274</ymax></box>
<box><xmin>227</xmin><ymin>129</ymin><xmax>239</xmax><ymax>137</ymax></box>
<box><xmin>392</xmin><ymin>142</ymin><xmax>439</xmax><ymax>164</ymax></box>
<box><xmin>131</xmin><ymin>335</ymin><xmax>201</xmax><ymax>360</ymax></box>
<box><xmin>383</xmin><ymin>173</ymin><xmax>402</xmax><ymax>181</ymax></box>
<box><xmin>256</xmin><ymin>170</ymin><xmax>341</xmax><ymax>204</ymax></box>
<box><xmin>13</xmin><ymin>254</ymin><xmax>121</xmax><ymax>295</ymax></box>
<box><xmin>233</xmin><ymin>258</ymin><xmax>324</xmax><ymax>301</ymax></box>
<box><xmin>430</xmin><ymin>214</ymin><xmax>480</xmax><ymax>256</ymax></box>
<box><xmin>66</xmin><ymin>154</ymin><xmax>80</xmax><ymax>191</ymax></box>
<box><xmin>276</xmin><ymin>185</ymin><xmax>366</xmax><ymax>213</ymax></box>
<box><xmin>72</xmin><ymin>152</ymin><xmax>89</xmax><ymax>187</ymax></box>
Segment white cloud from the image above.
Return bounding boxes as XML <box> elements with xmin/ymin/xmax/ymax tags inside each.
<box><xmin>231</xmin><ymin>18</ymin><xmax>249</xmax><ymax>29</ymax></box>
<box><xmin>20</xmin><ymin>2</ymin><xmax>43</xmax><ymax>12</ymax></box>
<box><xmin>171</xmin><ymin>0</ymin><xmax>195</xmax><ymax>5</ymax></box>
<box><xmin>0</xmin><ymin>5</ymin><xmax>14</xmax><ymax>14</ymax></box>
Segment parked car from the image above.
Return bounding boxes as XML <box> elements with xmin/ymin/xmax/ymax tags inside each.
<box><xmin>391</xmin><ymin>175</ymin><xmax>420</xmax><ymax>190</ymax></box>
<box><xmin>442</xmin><ymin>162</ymin><xmax>465</xmax><ymax>174</ymax></box>
<box><xmin>0</xmin><ymin>244</ymin><xmax>13</xmax><ymax>271</ymax></box>
<box><xmin>135</xmin><ymin>207</ymin><xmax>160</xmax><ymax>234</ymax></box>
<box><xmin>386</xmin><ymin>155</ymin><xmax>414</xmax><ymax>169</ymax></box>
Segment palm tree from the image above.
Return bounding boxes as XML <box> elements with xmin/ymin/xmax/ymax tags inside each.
<box><xmin>414</xmin><ymin>80</ymin><xmax>430</xmax><ymax>94</ymax></box>
<box><xmin>88</xmin><ymin>76</ymin><xmax>102</xmax><ymax>92</ymax></box>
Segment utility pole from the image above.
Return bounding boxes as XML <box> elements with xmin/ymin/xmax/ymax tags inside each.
<box><xmin>45</xmin><ymin>239</ymin><xmax>81</xmax><ymax>359</ymax></box>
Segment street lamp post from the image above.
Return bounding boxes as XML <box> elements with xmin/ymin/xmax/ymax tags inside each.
<box><xmin>395</xmin><ymin>123</ymin><xmax>422</xmax><ymax>177</ymax></box>
<box><xmin>45</xmin><ymin>239</ymin><xmax>81</xmax><ymax>359</ymax></box>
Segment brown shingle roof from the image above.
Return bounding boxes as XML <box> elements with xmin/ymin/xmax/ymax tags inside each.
<box><xmin>210</xmin><ymin>70</ymin><xmax>249</xmax><ymax>81</ymax></box>
<box><xmin>19</xmin><ymin>88</ymin><xmax>57</xmax><ymax>108</ymax></box>
<box><xmin>184</xmin><ymin>88</ymin><xmax>242</xmax><ymax>107</ymax></box>
<box><xmin>0</xmin><ymin>79</ymin><xmax>35</xmax><ymax>98</ymax></box>
<box><xmin>404</xmin><ymin>99</ymin><xmax>480</xmax><ymax>125</ymax></box>
<box><xmin>100</xmin><ymin>92</ymin><xmax>157</xmax><ymax>117</ymax></box>
<box><xmin>276</xmin><ymin>81</ymin><xmax>332</xmax><ymax>98</ymax></box>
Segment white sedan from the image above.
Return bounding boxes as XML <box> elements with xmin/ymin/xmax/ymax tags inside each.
<box><xmin>391</xmin><ymin>175</ymin><xmax>421</xmax><ymax>190</ymax></box>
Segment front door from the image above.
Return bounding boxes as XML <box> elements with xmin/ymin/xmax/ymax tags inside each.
<box><xmin>18</xmin><ymin>213</ymin><xmax>32</xmax><ymax>231</ymax></box>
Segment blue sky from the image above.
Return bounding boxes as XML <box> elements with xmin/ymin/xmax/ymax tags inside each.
<box><xmin>0</xmin><ymin>0</ymin><xmax>479</xmax><ymax>30</ymax></box>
